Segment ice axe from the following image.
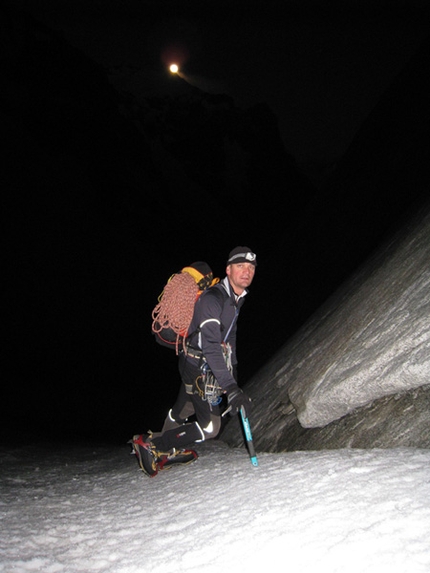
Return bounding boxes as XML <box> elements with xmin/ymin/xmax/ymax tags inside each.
<box><xmin>240</xmin><ymin>405</ymin><xmax>258</xmax><ymax>467</ymax></box>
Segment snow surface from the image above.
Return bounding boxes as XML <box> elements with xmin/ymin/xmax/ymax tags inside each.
<box><xmin>1</xmin><ymin>440</ymin><xmax>430</xmax><ymax>573</ymax></box>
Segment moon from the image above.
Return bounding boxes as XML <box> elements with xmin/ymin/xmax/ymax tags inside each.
<box><xmin>169</xmin><ymin>64</ymin><xmax>179</xmax><ymax>74</ymax></box>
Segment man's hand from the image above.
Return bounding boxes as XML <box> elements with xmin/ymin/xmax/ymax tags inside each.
<box><xmin>226</xmin><ymin>387</ymin><xmax>252</xmax><ymax>416</ymax></box>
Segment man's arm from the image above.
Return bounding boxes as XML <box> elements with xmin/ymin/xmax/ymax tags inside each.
<box><xmin>198</xmin><ymin>292</ymin><xmax>238</xmax><ymax>392</ymax></box>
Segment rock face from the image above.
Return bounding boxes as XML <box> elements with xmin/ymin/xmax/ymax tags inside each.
<box><xmin>222</xmin><ymin>203</ymin><xmax>430</xmax><ymax>451</ymax></box>
<box><xmin>288</xmin><ymin>204</ymin><xmax>430</xmax><ymax>429</ymax></box>
<box><xmin>223</xmin><ymin>382</ymin><xmax>430</xmax><ymax>452</ymax></box>
<box><xmin>222</xmin><ymin>36</ymin><xmax>430</xmax><ymax>451</ymax></box>
<box><xmin>223</xmin><ymin>35</ymin><xmax>430</xmax><ymax>451</ymax></box>
<box><xmin>246</xmin><ymin>34</ymin><xmax>430</xmax><ymax>377</ymax></box>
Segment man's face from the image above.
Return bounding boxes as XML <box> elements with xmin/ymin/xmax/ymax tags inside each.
<box><xmin>226</xmin><ymin>262</ymin><xmax>256</xmax><ymax>294</ymax></box>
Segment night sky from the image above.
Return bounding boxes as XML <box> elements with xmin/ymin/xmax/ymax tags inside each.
<box><xmin>21</xmin><ymin>0</ymin><xmax>430</xmax><ymax>166</ymax></box>
<box><xmin>4</xmin><ymin>0</ymin><xmax>430</xmax><ymax>445</ymax></box>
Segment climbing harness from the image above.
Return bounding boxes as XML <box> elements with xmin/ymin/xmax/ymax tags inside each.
<box><xmin>194</xmin><ymin>341</ymin><xmax>233</xmax><ymax>406</ymax></box>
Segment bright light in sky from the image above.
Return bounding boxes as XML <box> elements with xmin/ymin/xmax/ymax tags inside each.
<box><xmin>169</xmin><ymin>64</ymin><xmax>179</xmax><ymax>74</ymax></box>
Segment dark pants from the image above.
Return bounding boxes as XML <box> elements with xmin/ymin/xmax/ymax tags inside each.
<box><xmin>151</xmin><ymin>354</ymin><xmax>222</xmax><ymax>452</ymax></box>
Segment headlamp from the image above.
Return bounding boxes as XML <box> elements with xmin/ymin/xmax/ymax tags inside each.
<box><xmin>228</xmin><ymin>252</ymin><xmax>257</xmax><ymax>264</ymax></box>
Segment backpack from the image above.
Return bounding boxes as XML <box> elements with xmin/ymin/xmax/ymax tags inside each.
<box><xmin>151</xmin><ymin>261</ymin><xmax>219</xmax><ymax>353</ymax></box>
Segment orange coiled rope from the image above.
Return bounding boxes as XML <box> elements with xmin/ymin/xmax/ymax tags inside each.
<box><xmin>151</xmin><ymin>272</ymin><xmax>199</xmax><ymax>353</ymax></box>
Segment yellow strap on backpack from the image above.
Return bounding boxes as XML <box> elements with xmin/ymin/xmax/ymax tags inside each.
<box><xmin>182</xmin><ymin>267</ymin><xmax>220</xmax><ymax>292</ymax></box>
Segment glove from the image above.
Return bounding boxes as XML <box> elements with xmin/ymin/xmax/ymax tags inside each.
<box><xmin>227</xmin><ymin>387</ymin><xmax>252</xmax><ymax>417</ymax></box>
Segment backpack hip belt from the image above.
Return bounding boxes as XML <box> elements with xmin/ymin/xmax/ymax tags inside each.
<box><xmin>182</xmin><ymin>347</ymin><xmax>204</xmax><ymax>360</ymax></box>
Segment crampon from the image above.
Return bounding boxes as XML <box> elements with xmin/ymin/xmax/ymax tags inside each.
<box><xmin>130</xmin><ymin>434</ymin><xmax>198</xmax><ymax>477</ymax></box>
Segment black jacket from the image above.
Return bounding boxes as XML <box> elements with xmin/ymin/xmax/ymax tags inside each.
<box><xmin>186</xmin><ymin>277</ymin><xmax>247</xmax><ymax>392</ymax></box>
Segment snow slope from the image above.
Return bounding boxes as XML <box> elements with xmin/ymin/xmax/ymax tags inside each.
<box><xmin>1</xmin><ymin>440</ymin><xmax>429</xmax><ymax>573</ymax></box>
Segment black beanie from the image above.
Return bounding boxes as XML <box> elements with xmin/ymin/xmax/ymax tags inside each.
<box><xmin>226</xmin><ymin>247</ymin><xmax>257</xmax><ymax>266</ymax></box>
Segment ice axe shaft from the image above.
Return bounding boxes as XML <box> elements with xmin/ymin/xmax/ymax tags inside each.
<box><xmin>240</xmin><ymin>406</ymin><xmax>258</xmax><ymax>467</ymax></box>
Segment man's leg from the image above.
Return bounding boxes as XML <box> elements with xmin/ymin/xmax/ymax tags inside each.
<box><xmin>160</xmin><ymin>382</ymin><xmax>195</xmax><ymax>433</ymax></box>
<box><xmin>152</xmin><ymin>358</ymin><xmax>221</xmax><ymax>450</ymax></box>
<box><xmin>191</xmin><ymin>392</ymin><xmax>221</xmax><ymax>440</ymax></box>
